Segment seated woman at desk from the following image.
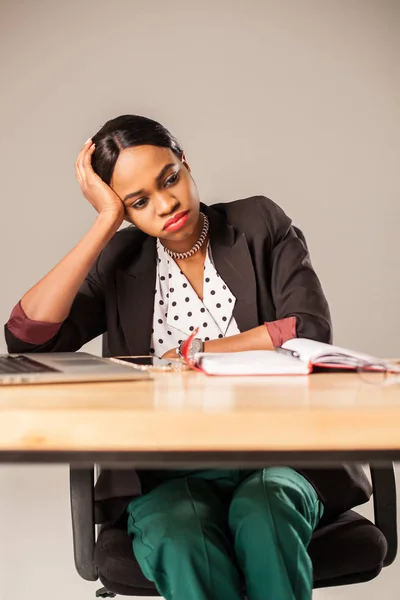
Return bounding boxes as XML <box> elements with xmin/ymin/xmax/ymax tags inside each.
<box><xmin>5</xmin><ymin>115</ymin><xmax>371</xmax><ymax>600</ymax></box>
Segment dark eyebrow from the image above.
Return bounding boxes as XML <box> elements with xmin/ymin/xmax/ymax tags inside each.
<box><xmin>122</xmin><ymin>163</ymin><xmax>176</xmax><ymax>203</ymax></box>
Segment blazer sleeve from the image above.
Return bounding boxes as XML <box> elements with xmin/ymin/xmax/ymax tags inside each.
<box><xmin>256</xmin><ymin>197</ymin><xmax>332</xmax><ymax>343</ymax></box>
<box><xmin>4</xmin><ymin>259</ymin><xmax>107</xmax><ymax>353</ymax></box>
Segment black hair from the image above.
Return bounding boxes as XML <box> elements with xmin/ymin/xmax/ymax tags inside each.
<box><xmin>91</xmin><ymin>115</ymin><xmax>183</xmax><ymax>184</ymax></box>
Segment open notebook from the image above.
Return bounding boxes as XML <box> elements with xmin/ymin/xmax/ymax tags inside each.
<box><xmin>191</xmin><ymin>338</ymin><xmax>394</xmax><ymax>376</ymax></box>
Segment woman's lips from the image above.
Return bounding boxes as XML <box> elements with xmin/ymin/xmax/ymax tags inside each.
<box><xmin>163</xmin><ymin>211</ymin><xmax>190</xmax><ymax>232</ymax></box>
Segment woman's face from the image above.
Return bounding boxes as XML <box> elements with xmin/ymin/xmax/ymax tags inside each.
<box><xmin>110</xmin><ymin>145</ymin><xmax>201</xmax><ymax>242</ymax></box>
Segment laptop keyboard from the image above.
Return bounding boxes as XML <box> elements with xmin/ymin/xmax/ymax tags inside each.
<box><xmin>0</xmin><ymin>356</ymin><xmax>60</xmax><ymax>375</ymax></box>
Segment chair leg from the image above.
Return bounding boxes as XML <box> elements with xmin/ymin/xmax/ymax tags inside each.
<box><xmin>95</xmin><ymin>587</ymin><xmax>116</xmax><ymax>598</ymax></box>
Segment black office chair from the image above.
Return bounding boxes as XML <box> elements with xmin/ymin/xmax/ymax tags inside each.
<box><xmin>70</xmin><ymin>464</ymin><xmax>397</xmax><ymax>597</ymax></box>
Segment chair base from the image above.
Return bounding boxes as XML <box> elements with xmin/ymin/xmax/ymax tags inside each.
<box><xmin>96</xmin><ymin>588</ymin><xmax>116</xmax><ymax>598</ymax></box>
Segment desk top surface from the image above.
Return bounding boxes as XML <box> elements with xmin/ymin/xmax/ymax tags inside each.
<box><xmin>1</xmin><ymin>370</ymin><xmax>400</xmax><ymax>454</ymax></box>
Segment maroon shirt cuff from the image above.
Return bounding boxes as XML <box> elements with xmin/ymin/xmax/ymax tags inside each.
<box><xmin>7</xmin><ymin>301</ymin><xmax>63</xmax><ymax>345</ymax></box>
<box><xmin>265</xmin><ymin>316</ymin><xmax>297</xmax><ymax>347</ymax></box>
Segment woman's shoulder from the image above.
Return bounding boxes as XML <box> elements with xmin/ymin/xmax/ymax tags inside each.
<box><xmin>210</xmin><ymin>195</ymin><xmax>292</xmax><ymax>240</ymax></box>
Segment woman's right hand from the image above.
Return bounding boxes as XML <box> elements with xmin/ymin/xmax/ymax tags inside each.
<box><xmin>75</xmin><ymin>140</ymin><xmax>125</xmax><ymax>226</ymax></box>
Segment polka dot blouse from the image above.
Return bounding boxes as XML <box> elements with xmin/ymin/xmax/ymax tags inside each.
<box><xmin>150</xmin><ymin>239</ymin><xmax>240</xmax><ymax>357</ymax></box>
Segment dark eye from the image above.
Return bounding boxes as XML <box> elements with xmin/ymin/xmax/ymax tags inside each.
<box><xmin>131</xmin><ymin>197</ymin><xmax>149</xmax><ymax>209</ymax></box>
<box><xmin>165</xmin><ymin>172</ymin><xmax>179</xmax><ymax>187</ymax></box>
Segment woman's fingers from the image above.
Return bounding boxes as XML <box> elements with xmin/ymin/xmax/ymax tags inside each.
<box><xmin>75</xmin><ymin>166</ymin><xmax>83</xmax><ymax>186</ymax></box>
<box><xmin>82</xmin><ymin>143</ymin><xmax>97</xmax><ymax>180</ymax></box>
<box><xmin>75</xmin><ymin>139</ymin><xmax>92</xmax><ymax>186</ymax></box>
<box><xmin>74</xmin><ymin>145</ymin><xmax>86</xmax><ymax>179</ymax></box>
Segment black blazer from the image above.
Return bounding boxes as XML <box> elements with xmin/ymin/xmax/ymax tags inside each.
<box><xmin>5</xmin><ymin>196</ymin><xmax>371</xmax><ymax>524</ymax></box>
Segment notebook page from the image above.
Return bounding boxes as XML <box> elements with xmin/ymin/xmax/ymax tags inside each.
<box><xmin>282</xmin><ymin>338</ymin><xmax>379</xmax><ymax>366</ymax></box>
<box><xmin>195</xmin><ymin>350</ymin><xmax>310</xmax><ymax>375</ymax></box>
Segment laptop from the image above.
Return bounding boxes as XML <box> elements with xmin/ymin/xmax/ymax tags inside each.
<box><xmin>0</xmin><ymin>352</ymin><xmax>150</xmax><ymax>385</ymax></box>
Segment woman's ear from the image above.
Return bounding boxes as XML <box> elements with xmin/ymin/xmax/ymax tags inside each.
<box><xmin>181</xmin><ymin>152</ymin><xmax>191</xmax><ymax>172</ymax></box>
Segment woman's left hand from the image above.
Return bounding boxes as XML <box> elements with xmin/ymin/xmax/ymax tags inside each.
<box><xmin>161</xmin><ymin>348</ymin><xmax>179</xmax><ymax>360</ymax></box>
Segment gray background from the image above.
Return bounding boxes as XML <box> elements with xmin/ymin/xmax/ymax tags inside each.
<box><xmin>0</xmin><ymin>0</ymin><xmax>399</xmax><ymax>598</ymax></box>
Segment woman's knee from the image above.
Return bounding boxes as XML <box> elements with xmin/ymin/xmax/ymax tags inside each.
<box><xmin>262</xmin><ymin>468</ymin><xmax>320</xmax><ymax>521</ymax></box>
<box><xmin>229</xmin><ymin>468</ymin><xmax>319</xmax><ymax>528</ymax></box>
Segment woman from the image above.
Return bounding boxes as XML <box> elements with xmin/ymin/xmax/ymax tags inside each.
<box><xmin>5</xmin><ymin>115</ymin><xmax>371</xmax><ymax>600</ymax></box>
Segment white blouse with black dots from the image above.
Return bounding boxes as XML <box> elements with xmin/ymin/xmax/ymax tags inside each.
<box><xmin>150</xmin><ymin>239</ymin><xmax>240</xmax><ymax>357</ymax></box>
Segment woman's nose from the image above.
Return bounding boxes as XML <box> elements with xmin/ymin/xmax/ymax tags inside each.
<box><xmin>154</xmin><ymin>192</ymin><xmax>179</xmax><ymax>216</ymax></box>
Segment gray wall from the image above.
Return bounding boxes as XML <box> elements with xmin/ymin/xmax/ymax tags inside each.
<box><xmin>0</xmin><ymin>1</ymin><xmax>399</xmax><ymax>598</ymax></box>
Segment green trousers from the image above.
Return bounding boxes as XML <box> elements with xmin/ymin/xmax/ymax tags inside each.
<box><xmin>126</xmin><ymin>467</ymin><xmax>324</xmax><ymax>600</ymax></box>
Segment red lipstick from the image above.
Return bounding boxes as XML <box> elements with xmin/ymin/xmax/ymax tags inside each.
<box><xmin>163</xmin><ymin>210</ymin><xmax>190</xmax><ymax>232</ymax></box>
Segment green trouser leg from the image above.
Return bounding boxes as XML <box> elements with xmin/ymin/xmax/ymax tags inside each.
<box><xmin>126</xmin><ymin>468</ymin><xmax>323</xmax><ymax>600</ymax></box>
<box><xmin>127</xmin><ymin>477</ymin><xmax>243</xmax><ymax>600</ymax></box>
<box><xmin>229</xmin><ymin>467</ymin><xmax>324</xmax><ymax>600</ymax></box>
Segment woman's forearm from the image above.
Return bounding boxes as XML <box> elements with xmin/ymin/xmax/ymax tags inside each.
<box><xmin>20</xmin><ymin>214</ymin><xmax>120</xmax><ymax>323</ymax></box>
<box><xmin>203</xmin><ymin>324</ymin><xmax>274</xmax><ymax>353</ymax></box>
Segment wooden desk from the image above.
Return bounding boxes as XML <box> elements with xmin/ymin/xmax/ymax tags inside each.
<box><xmin>1</xmin><ymin>371</ymin><xmax>400</xmax><ymax>465</ymax></box>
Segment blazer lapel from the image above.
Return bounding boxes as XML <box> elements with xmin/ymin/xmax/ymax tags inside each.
<box><xmin>204</xmin><ymin>204</ymin><xmax>259</xmax><ymax>332</ymax></box>
<box><xmin>116</xmin><ymin>236</ymin><xmax>157</xmax><ymax>355</ymax></box>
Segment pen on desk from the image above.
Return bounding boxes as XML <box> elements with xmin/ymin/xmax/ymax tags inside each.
<box><xmin>275</xmin><ymin>347</ymin><xmax>300</xmax><ymax>359</ymax></box>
